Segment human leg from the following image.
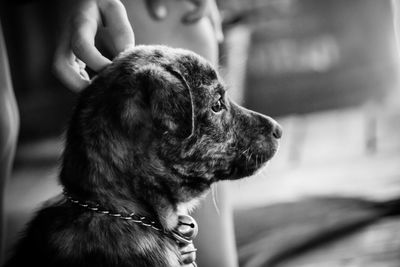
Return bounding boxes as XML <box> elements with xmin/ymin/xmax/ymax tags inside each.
<box><xmin>0</xmin><ymin>21</ymin><xmax>19</xmax><ymax>263</ymax></box>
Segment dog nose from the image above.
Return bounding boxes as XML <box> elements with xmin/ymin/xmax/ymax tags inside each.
<box><xmin>272</xmin><ymin>123</ymin><xmax>283</xmax><ymax>139</ymax></box>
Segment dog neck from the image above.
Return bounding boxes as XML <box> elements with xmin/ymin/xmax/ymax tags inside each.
<box><xmin>61</xmin><ymin>183</ymin><xmax>182</xmax><ymax>231</ymax></box>
<box><xmin>60</xmin><ymin>163</ymin><xmax>188</xmax><ymax>231</ymax></box>
<box><xmin>62</xmin><ymin>189</ymin><xmax>181</xmax><ymax>230</ymax></box>
<box><xmin>60</xmin><ymin>138</ymin><xmax>200</xmax><ymax>230</ymax></box>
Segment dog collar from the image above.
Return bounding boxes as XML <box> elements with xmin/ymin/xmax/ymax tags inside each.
<box><xmin>63</xmin><ymin>191</ymin><xmax>198</xmax><ymax>245</ymax></box>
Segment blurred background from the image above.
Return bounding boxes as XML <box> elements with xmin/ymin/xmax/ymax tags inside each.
<box><xmin>2</xmin><ymin>0</ymin><xmax>400</xmax><ymax>266</ymax></box>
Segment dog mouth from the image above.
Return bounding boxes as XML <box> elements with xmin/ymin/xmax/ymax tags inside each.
<box><xmin>217</xmin><ymin>146</ymin><xmax>278</xmax><ymax>181</ymax></box>
<box><xmin>237</xmin><ymin>152</ymin><xmax>272</xmax><ymax>176</ymax></box>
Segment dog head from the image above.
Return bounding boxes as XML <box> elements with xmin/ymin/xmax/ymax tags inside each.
<box><xmin>61</xmin><ymin>45</ymin><xmax>282</xmax><ymax>206</ymax></box>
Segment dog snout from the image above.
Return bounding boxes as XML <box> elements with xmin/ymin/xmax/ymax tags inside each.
<box><xmin>261</xmin><ymin>115</ymin><xmax>282</xmax><ymax>140</ymax></box>
<box><xmin>272</xmin><ymin>122</ymin><xmax>283</xmax><ymax>139</ymax></box>
<box><xmin>231</xmin><ymin>102</ymin><xmax>282</xmax><ymax>139</ymax></box>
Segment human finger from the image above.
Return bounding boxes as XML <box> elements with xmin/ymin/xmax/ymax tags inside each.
<box><xmin>145</xmin><ymin>0</ymin><xmax>168</xmax><ymax>20</ymax></box>
<box><xmin>181</xmin><ymin>0</ymin><xmax>207</xmax><ymax>24</ymax></box>
<box><xmin>99</xmin><ymin>0</ymin><xmax>135</xmax><ymax>55</ymax></box>
<box><xmin>53</xmin><ymin>54</ymin><xmax>91</xmax><ymax>92</ymax></box>
<box><xmin>207</xmin><ymin>0</ymin><xmax>224</xmax><ymax>43</ymax></box>
<box><xmin>53</xmin><ymin>29</ymin><xmax>91</xmax><ymax>92</ymax></box>
<box><xmin>70</xmin><ymin>6</ymin><xmax>111</xmax><ymax>72</ymax></box>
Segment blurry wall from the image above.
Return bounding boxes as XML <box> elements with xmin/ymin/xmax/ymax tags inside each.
<box><xmin>2</xmin><ymin>0</ymin><xmax>399</xmax><ymax>143</ymax></box>
<box><xmin>0</xmin><ymin>1</ymin><xmax>77</xmax><ymax>143</ymax></box>
<box><xmin>220</xmin><ymin>0</ymin><xmax>399</xmax><ymax>116</ymax></box>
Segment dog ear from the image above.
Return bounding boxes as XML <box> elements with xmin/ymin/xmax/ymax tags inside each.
<box><xmin>135</xmin><ymin>64</ymin><xmax>195</xmax><ymax>139</ymax></box>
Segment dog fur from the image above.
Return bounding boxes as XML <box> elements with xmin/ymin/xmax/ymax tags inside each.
<box><xmin>4</xmin><ymin>45</ymin><xmax>281</xmax><ymax>267</ymax></box>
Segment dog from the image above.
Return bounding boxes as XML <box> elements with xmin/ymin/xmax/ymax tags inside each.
<box><xmin>4</xmin><ymin>45</ymin><xmax>282</xmax><ymax>267</ymax></box>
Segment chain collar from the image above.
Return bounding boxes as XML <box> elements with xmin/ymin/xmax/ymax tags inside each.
<box><xmin>63</xmin><ymin>191</ymin><xmax>198</xmax><ymax>266</ymax></box>
<box><xmin>63</xmin><ymin>191</ymin><xmax>195</xmax><ymax>244</ymax></box>
<box><xmin>63</xmin><ymin>191</ymin><xmax>166</xmax><ymax>230</ymax></box>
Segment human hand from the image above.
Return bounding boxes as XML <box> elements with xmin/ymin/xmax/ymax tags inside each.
<box><xmin>147</xmin><ymin>0</ymin><xmax>208</xmax><ymax>23</ymax></box>
<box><xmin>146</xmin><ymin>0</ymin><xmax>223</xmax><ymax>42</ymax></box>
<box><xmin>53</xmin><ymin>0</ymin><xmax>135</xmax><ymax>92</ymax></box>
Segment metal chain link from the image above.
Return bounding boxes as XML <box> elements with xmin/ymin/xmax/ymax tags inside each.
<box><xmin>64</xmin><ymin>192</ymin><xmax>163</xmax><ymax>232</ymax></box>
<box><xmin>63</xmin><ymin>192</ymin><xmax>198</xmax><ymax>266</ymax></box>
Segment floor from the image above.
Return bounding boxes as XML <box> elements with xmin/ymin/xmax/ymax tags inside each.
<box><xmin>4</xmin><ymin>102</ymin><xmax>400</xmax><ymax>266</ymax></box>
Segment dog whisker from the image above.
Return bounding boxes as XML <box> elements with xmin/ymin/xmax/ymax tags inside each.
<box><xmin>211</xmin><ymin>184</ymin><xmax>220</xmax><ymax>215</ymax></box>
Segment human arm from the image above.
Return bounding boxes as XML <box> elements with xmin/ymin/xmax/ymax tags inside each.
<box><xmin>53</xmin><ymin>0</ymin><xmax>135</xmax><ymax>92</ymax></box>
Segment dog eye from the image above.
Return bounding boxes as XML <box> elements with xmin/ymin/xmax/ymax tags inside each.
<box><xmin>211</xmin><ymin>99</ymin><xmax>224</xmax><ymax>113</ymax></box>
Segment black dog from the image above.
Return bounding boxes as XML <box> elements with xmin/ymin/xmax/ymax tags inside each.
<box><xmin>4</xmin><ymin>45</ymin><xmax>282</xmax><ymax>267</ymax></box>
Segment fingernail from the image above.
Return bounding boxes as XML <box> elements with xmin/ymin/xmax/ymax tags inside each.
<box><xmin>154</xmin><ymin>5</ymin><xmax>167</xmax><ymax>19</ymax></box>
<box><xmin>216</xmin><ymin>30</ymin><xmax>224</xmax><ymax>43</ymax></box>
